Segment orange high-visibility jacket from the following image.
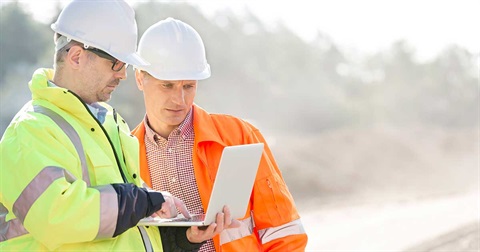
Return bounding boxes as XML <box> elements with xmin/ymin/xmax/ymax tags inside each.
<box><xmin>132</xmin><ymin>104</ymin><xmax>308</xmax><ymax>251</ymax></box>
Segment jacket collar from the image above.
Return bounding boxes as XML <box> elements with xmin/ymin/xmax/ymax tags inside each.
<box><xmin>191</xmin><ymin>104</ymin><xmax>225</xmax><ymax>146</ymax></box>
<box><xmin>29</xmin><ymin>68</ymin><xmax>112</xmax><ymax>123</ymax></box>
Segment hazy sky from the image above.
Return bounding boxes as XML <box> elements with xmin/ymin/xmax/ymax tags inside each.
<box><xmin>6</xmin><ymin>0</ymin><xmax>479</xmax><ymax>61</ymax></box>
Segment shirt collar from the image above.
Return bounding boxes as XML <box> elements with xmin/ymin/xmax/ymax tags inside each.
<box><xmin>87</xmin><ymin>102</ymin><xmax>107</xmax><ymax>124</ymax></box>
<box><xmin>144</xmin><ymin>107</ymin><xmax>194</xmax><ymax>143</ymax></box>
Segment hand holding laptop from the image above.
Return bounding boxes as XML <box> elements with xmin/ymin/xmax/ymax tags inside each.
<box><xmin>186</xmin><ymin>205</ymin><xmax>241</xmax><ymax>243</ymax></box>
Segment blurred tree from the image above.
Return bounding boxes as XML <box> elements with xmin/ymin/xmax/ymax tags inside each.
<box><xmin>0</xmin><ymin>1</ymin><xmax>50</xmax><ymax>83</ymax></box>
<box><xmin>420</xmin><ymin>46</ymin><xmax>479</xmax><ymax>127</ymax></box>
<box><xmin>354</xmin><ymin>41</ymin><xmax>479</xmax><ymax>128</ymax></box>
<box><xmin>379</xmin><ymin>40</ymin><xmax>423</xmax><ymax>124</ymax></box>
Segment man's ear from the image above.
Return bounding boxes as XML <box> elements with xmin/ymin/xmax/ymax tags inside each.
<box><xmin>66</xmin><ymin>45</ymin><xmax>83</xmax><ymax>70</ymax></box>
<box><xmin>135</xmin><ymin>69</ymin><xmax>144</xmax><ymax>91</ymax></box>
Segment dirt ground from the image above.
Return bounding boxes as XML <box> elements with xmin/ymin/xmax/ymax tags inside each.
<box><xmin>300</xmin><ymin>191</ymin><xmax>479</xmax><ymax>252</ymax></box>
<box><xmin>405</xmin><ymin>222</ymin><xmax>479</xmax><ymax>252</ymax></box>
<box><xmin>268</xmin><ymin>126</ymin><xmax>479</xmax><ymax>251</ymax></box>
<box><xmin>270</xmin><ymin>126</ymin><xmax>478</xmax><ymax>204</ymax></box>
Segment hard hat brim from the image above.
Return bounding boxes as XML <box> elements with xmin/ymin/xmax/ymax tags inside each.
<box><xmin>137</xmin><ymin>64</ymin><xmax>211</xmax><ymax>81</ymax></box>
<box><xmin>51</xmin><ymin>24</ymin><xmax>150</xmax><ymax>67</ymax></box>
<box><xmin>121</xmin><ymin>53</ymin><xmax>150</xmax><ymax>67</ymax></box>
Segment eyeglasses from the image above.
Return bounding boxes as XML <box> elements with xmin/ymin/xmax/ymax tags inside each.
<box><xmin>66</xmin><ymin>46</ymin><xmax>128</xmax><ymax>72</ymax></box>
<box><xmin>85</xmin><ymin>48</ymin><xmax>128</xmax><ymax>72</ymax></box>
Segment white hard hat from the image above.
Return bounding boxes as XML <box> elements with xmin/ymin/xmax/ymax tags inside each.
<box><xmin>136</xmin><ymin>17</ymin><xmax>210</xmax><ymax>80</ymax></box>
<box><xmin>51</xmin><ymin>0</ymin><xmax>148</xmax><ymax>66</ymax></box>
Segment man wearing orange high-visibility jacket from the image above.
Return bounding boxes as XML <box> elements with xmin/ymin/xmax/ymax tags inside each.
<box><xmin>132</xmin><ymin>17</ymin><xmax>308</xmax><ymax>251</ymax></box>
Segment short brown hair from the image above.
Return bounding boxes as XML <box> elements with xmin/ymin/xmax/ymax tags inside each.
<box><xmin>53</xmin><ymin>33</ymin><xmax>83</xmax><ymax>69</ymax></box>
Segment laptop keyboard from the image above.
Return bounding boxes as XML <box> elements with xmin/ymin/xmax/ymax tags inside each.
<box><xmin>169</xmin><ymin>214</ymin><xmax>205</xmax><ymax>222</ymax></box>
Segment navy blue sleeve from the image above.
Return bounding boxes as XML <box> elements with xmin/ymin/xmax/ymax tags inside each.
<box><xmin>111</xmin><ymin>183</ymin><xmax>165</xmax><ymax>237</ymax></box>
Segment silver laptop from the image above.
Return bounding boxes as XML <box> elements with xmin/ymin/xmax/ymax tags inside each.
<box><xmin>138</xmin><ymin>143</ymin><xmax>264</xmax><ymax>226</ymax></box>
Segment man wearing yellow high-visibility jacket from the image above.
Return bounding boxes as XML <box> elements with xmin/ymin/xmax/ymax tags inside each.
<box><xmin>0</xmin><ymin>1</ymin><xmax>206</xmax><ymax>251</ymax></box>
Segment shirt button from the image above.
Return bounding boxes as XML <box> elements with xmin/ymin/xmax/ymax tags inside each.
<box><xmin>168</xmin><ymin>148</ymin><xmax>173</xmax><ymax>153</ymax></box>
<box><xmin>171</xmin><ymin>177</ymin><xmax>176</xmax><ymax>182</ymax></box>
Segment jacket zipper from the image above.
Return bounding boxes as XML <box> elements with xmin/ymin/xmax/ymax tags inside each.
<box><xmin>68</xmin><ymin>91</ymin><xmax>128</xmax><ymax>183</ymax></box>
<box><xmin>68</xmin><ymin>91</ymin><xmax>151</xmax><ymax>250</ymax></box>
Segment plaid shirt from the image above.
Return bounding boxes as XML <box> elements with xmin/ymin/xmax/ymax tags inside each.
<box><xmin>143</xmin><ymin>109</ymin><xmax>215</xmax><ymax>251</ymax></box>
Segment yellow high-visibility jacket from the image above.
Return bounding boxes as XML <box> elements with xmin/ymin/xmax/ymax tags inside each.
<box><xmin>0</xmin><ymin>68</ymin><xmax>164</xmax><ymax>251</ymax></box>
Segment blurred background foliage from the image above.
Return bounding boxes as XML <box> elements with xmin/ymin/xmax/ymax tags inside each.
<box><xmin>1</xmin><ymin>1</ymin><xmax>478</xmax><ymax>208</ymax></box>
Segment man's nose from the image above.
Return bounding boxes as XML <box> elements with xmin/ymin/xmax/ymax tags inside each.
<box><xmin>115</xmin><ymin>66</ymin><xmax>127</xmax><ymax>80</ymax></box>
<box><xmin>171</xmin><ymin>86</ymin><xmax>185</xmax><ymax>105</ymax></box>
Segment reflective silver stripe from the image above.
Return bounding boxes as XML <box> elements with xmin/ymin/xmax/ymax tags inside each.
<box><xmin>2</xmin><ymin>167</ymin><xmax>77</xmax><ymax>242</ymax></box>
<box><xmin>258</xmin><ymin>219</ymin><xmax>306</xmax><ymax>245</ymax></box>
<box><xmin>94</xmin><ymin>185</ymin><xmax>118</xmax><ymax>239</ymax></box>
<box><xmin>0</xmin><ymin>203</ymin><xmax>28</xmax><ymax>241</ymax></box>
<box><xmin>138</xmin><ymin>226</ymin><xmax>153</xmax><ymax>252</ymax></box>
<box><xmin>6</xmin><ymin>169</ymin><xmax>117</xmax><ymax>241</ymax></box>
<box><xmin>34</xmin><ymin>105</ymin><xmax>90</xmax><ymax>186</ymax></box>
<box><xmin>220</xmin><ymin>217</ymin><xmax>254</xmax><ymax>245</ymax></box>
<box><xmin>13</xmin><ymin>166</ymin><xmax>69</xmax><ymax>222</ymax></box>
